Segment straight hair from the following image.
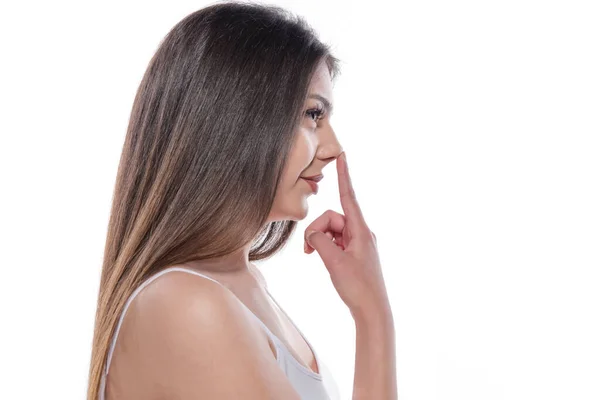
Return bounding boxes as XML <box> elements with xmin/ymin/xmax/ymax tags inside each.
<box><xmin>87</xmin><ymin>1</ymin><xmax>341</xmax><ymax>399</ymax></box>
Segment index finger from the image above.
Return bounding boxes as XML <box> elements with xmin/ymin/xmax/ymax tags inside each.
<box><xmin>337</xmin><ymin>151</ymin><xmax>368</xmax><ymax>229</ymax></box>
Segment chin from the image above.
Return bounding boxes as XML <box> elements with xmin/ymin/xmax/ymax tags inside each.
<box><xmin>278</xmin><ymin>199</ymin><xmax>310</xmax><ymax>222</ymax></box>
<box><xmin>285</xmin><ymin>208</ymin><xmax>308</xmax><ymax>222</ymax></box>
<box><xmin>268</xmin><ymin>189</ymin><xmax>312</xmax><ymax>222</ymax></box>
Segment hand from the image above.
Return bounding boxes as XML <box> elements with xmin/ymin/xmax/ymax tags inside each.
<box><xmin>304</xmin><ymin>152</ymin><xmax>390</xmax><ymax>321</ymax></box>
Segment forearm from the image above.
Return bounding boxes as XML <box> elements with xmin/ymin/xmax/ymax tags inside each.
<box><xmin>352</xmin><ymin>306</ymin><xmax>397</xmax><ymax>400</ymax></box>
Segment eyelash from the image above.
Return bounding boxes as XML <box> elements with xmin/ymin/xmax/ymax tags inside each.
<box><xmin>305</xmin><ymin>104</ymin><xmax>326</xmax><ymax>122</ymax></box>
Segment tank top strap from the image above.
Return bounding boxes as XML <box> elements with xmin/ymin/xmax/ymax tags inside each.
<box><xmin>105</xmin><ymin>267</ymin><xmax>284</xmax><ymax>373</ymax></box>
<box><xmin>99</xmin><ymin>266</ymin><xmax>286</xmax><ymax>400</ymax></box>
<box><xmin>103</xmin><ymin>267</ymin><xmax>214</xmax><ymax>375</ymax></box>
<box><xmin>159</xmin><ymin>267</ymin><xmax>282</xmax><ymax>342</ymax></box>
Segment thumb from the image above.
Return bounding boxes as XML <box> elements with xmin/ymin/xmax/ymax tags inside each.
<box><xmin>306</xmin><ymin>230</ymin><xmax>345</xmax><ymax>265</ymax></box>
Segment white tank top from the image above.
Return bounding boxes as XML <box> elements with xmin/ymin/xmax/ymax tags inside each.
<box><xmin>98</xmin><ymin>266</ymin><xmax>341</xmax><ymax>400</ymax></box>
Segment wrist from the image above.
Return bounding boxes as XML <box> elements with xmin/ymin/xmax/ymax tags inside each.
<box><xmin>352</xmin><ymin>302</ymin><xmax>394</xmax><ymax>330</ymax></box>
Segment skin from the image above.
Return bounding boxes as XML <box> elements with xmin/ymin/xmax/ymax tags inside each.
<box><xmin>270</xmin><ymin>59</ymin><xmax>343</xmax><ymax>222</ymax></box>
<box><xmin>105</xmin><ymin>60</ymin><xmax>344</xmax><ymax>398</ymax></box>
<box><xmin>105</xmin><ymin>58</ymin><xmax>397</xmax><ymax>399</ymax></box>
<box><xmin>177</xmin><ymin>58</ymin><xmax>343</xmax><ymax>370</ymax></box>
<box><xmin>178</xmin><ymin>59</ymin><xmax>343</xmax><ymax>273</ymax></box>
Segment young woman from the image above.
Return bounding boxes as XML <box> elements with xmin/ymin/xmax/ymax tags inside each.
<box><xmin>87</xmin><ymin>2</ymin><xmax>396</xmax><ymax>399</ymax></box>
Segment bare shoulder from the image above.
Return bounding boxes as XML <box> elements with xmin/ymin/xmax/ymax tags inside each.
<box><xmin>118</xmin><ymin>269</ymin><xmax>300</xmax><ymax>399</ymax></box>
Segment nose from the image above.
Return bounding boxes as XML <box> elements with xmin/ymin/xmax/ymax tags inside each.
<box><xmin>316</xmin><ymin>127</ymin><xmax>343</xmax><ymax>166</ymax></box>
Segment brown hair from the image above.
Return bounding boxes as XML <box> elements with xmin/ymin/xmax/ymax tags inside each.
<box><xmin>86</xmin><ymin>1</ymin><xmax>341</xmax><ymax>399</ymax></box>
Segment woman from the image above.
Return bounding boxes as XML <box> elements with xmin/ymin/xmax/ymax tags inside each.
<box><xmin>87</xmin><ymin>2</ymin><xmax>396</xmax><ymax>399</ymax></box>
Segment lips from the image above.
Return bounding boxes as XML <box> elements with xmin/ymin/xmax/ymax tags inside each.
<box><xmin>302</xmin><ymin>177</ymin><xmax>319</xmax><ymax>194</ymax></box>
<box><xmin>301</xmin><ymin>174</ymin><xmax>323</xmax><ymax>182</ymax></box>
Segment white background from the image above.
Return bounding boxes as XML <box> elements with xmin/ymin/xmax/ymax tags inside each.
<box><xmin>1</xmin><ymin>1</ymin><xmax>599</xmax><ymax>399</ymax></box>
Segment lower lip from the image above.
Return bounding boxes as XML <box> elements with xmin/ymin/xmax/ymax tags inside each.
<box><xmin>301</xmin><ymin>178</ymin><xmax>319</xmax><ymax>194</ymax></box>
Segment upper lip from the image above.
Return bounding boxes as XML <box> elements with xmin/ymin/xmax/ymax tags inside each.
<box><xmin>301</xmin><ymin>174</ymin><xmax>324</xmax><ymax>182</ymax></box>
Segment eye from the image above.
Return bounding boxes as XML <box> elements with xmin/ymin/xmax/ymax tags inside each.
<box><xmin>305</xmin><ymin>104</ymin><xmax>326</xmax><ymax>123</ymax></box>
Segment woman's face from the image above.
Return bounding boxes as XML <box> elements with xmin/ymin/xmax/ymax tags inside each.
<box><xmin>268</xmin><ymin>60</ymin><xmax>343</xmax><ymax>222</ymax></box>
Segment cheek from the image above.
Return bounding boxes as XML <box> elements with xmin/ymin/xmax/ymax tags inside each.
<box><xmin>293</xmin><ymin>131</ymin><xmax>316</xmax><ymax>167</ymax></box>
<box><xmin>279</xmin><ymin>130</ymin><xmax>315</xmax><ymax>189</ymax></box>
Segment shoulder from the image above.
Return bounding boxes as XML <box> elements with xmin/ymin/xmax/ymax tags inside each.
<box><xmin>135</xmin><ymin>268</ymin><xmax>237</xmax><ymax>318</ymax></box>
<box><xmin>131</xmin><ymin>268</ymin><xmax>260</xmax><ymax>355</ymax></box>
<box><xmin>118</xmin><ymin>268</ymin><xmax>297</xmax><ymax>398</ymax></box>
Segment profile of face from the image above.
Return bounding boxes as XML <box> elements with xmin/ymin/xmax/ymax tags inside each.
<box><xmin>267</xmin><ymin>59</ymin><xmax>343</xmax><ymax>222</ymax></box>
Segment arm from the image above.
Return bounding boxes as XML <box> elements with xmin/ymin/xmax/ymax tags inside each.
<box><xmin>303</xmin><ymin>150</ymin><xmax>398</xmax><ymax>399</ymax></box>
<box><xmin>352</xmin><ymin>305</ymin><xmax>397</xmax><ymax>400</ymax></box>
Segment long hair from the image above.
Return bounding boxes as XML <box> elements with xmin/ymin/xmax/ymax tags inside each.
<box><xmin>86</xmin><ymin>1</ymin><xmax>341</xmax><ymax>399</ymax></box>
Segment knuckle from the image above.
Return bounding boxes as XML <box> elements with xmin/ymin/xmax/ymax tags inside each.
<box><xmin>324</xmin><ymin>209</ymin><xmax>340</xmax><ymax>218</ymax></box>
<box><xmin>356</xmin><ymin>225</ymin><xmax>373</xmax><ymax>242</ymax></box>
<box><xmin>348</xmin><ymin>187</ymin><xmax>357</xmax><ymax>200</ymax></box>
<box><xmin>342</xmin><ymin>190</ymin><xmax>356</xmax><ymax>201</ymax></box>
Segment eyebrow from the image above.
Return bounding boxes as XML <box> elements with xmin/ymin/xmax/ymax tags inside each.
<box><xmin>308</xmin><ymin>94</ymin><xmax>334</xmax><ymax>116</ymax></box>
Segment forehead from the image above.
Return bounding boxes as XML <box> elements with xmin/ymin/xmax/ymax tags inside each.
<box><xmin>307</xmin><ymin>60</ymin><xmax>334</xmax><ymax>100</ymax></box>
